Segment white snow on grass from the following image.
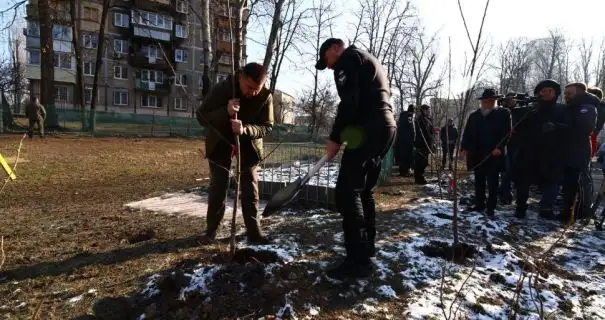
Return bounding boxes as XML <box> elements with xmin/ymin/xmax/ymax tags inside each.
<box><xmin>67</xmin><ymin>289</ymin><xmax>98</xmax><ymax>304</ymax></box>
<box><xmin>258</xmin><ymin>161</ymin><xmax>340</xmax><ymax>188</ymax></box>
<box><xmin>133</xmin><ymin>194</ymin><xmax>605</xmax><ymax>319</ymax></box>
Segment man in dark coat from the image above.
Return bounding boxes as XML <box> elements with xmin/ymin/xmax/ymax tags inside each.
<box><xmin>315</xmin><ymin>38</ymin><xmax>396</xmax><ymax>280</ymax></box>
<box><xmin>439</xmin><ymin>119</ymin><xmax>458</xmax><ymax>170</ymax></box>
<box><xmin>587</xmin><ymin>87</ymin><xmax>605</xmax><ymax>143</ymax></box>
<box><xmin>396</xmin><ymin>105</ymin><xmax>415</xmax><ymax>176</ymax></box>
<box><xmin>413</xmin><ymin>104</ymin><xmax>434</xmax><ymax>185</ymax></box>
<box><xmin>461</xmin><ymin>89</ymin><xmax>512</xmax><ymax>217</ymax></box>
<box><xmin>197</xmin><ymin>63</ymin><xmax>274</xmax><ymax>245</ymax></box>
<box><xmin>512</xmin><ymin>80</ymin><xmax>565</xmax><ymax>219</ymax></box>
<box><xmin>560</xmin><ymin>82</ymin><xmax>598</xmax><ymax>224</ymax></box>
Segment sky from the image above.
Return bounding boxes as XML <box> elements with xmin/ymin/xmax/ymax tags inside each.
<box><xmin>245</xmin><ymin>0</ymin><xmax>605</xmax><ymax>100</ymax></box>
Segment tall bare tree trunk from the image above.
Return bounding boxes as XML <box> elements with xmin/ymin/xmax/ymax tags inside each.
<box><xmin>201</xmin><ymin>0</ymin><xmax>213</xmax><ymax>96</ymax></box>
<box><xmin>70</xmin><ymin>0</ymin><xmax>87</xmax><ymax>130</ymax></box>
<box><xmin>90</xmin><ymin>0</ymin><xmax>111</xmax><ymax>133</ymax></box>
<box><xmin>262</xmin><ymin>0</ymin><xmax>286</xmax><ymax>70</ymax></box>
<box><xmin>232</xmin><ymin>1</ymin><xmax>245</xmax><ymax>71</ymax></box>
<box><xmin>38</xmin><ymin>0</ymin><xmax>58</xmax><ymax>128</ymax></box>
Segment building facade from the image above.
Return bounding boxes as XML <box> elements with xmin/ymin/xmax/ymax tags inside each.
<box><xmin>272</xmin><ymin>89</ymin><xmax>294</xmax><ymax>125</ymax></box>
<box><xmin>24</xmin><ymin>0</ymin><xmax>245</xmax><ymax>118</ymax></box>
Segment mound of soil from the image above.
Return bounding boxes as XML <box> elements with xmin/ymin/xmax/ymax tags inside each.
<box><xmin>421</xmin><ymin>241</ymin><xmax>477</xmax><ymax>263</ymax></box>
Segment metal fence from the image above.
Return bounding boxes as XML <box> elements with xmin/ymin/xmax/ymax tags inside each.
<box><xmin>257</xmin><ymin>142</ymin><xmax>395</xmax><ymax>208</ymax></box>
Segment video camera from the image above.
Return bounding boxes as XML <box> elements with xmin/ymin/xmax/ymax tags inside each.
<box><xmin>514</xmin><ymin>93</ymin><xmax>540</xmax><ymax>107</ymax></box>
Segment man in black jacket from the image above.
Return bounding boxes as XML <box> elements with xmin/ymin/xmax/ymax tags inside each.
<box><xmin>439</xmin><ymin>119</ymin><xmax>458</xmax><ymax>170</ymax></box>
<box><xmin>512</xmin><ymin>80</ymin><xmax>565</xmax><ymax>219</ymax></box>
<box><xmin>561</xmin><ymin>83</ymin><xmax>598</xmax><ymax>224</ymax></box>
<box><xmin>396</xmin><ymin>105</ymin><xmax>415</xmax><ymax>176</ymax></box>
<box><xmin>316</xmin><ymin>38</ymin><xmax>396</xmax><ymax>280</ymax></box>
<box><xmin>414</xmin><ymin>104</ymin><xmax>434</xmax><ymax>184</ymax></box>
<box><xmin>461</xmin><ymin>89</ymin><xmax>512</xmax><ymax>217</ymax></box>
<box><xmin>587</xmin><ymin>87</ymin><xmax>605</xmax><ymax>135</ymax></box>
<box><xmin>498</xmin><ymin>92</ymin><xmax>518</xmax><ymax>204</ymax></box>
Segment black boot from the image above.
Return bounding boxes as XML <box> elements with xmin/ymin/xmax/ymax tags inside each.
<box><xmin>539</xmin><ymin>210</ymin><xmax>557</xmax><ymax>221</ymax></box>
<box><xmin>415</xmin><ymin>176</ymin><xmax>427</xmax><ymax>185</ymax></box>
<box><xmin>515</xmin><ymin>206</ymin><xmax>527</xmax><ymax>218</ymax></box>
<box><xmin>486</xmin><ymin>208</ymin><xmax>495</xmax><ymax>218</ymax></box>
<box><xmin>325</xmin><ymin>258</ymin><xmax>373</xmax><ymax>281</ymax></box>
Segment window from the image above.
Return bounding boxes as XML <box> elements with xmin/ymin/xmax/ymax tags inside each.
<box><xmin>174</xmin><ymin>98</ymin><xmax>186</xmax><ymax>110</ymax></box>
<box><xmin>83</xmin><ymin>7</ymin><xmax>99</xmax><ymax>21</ymax></box>
<box><xmin>52</xmin><ymin>25</ymin><xmax>71</xmax><ymax>41</ymax></box>
<box><xmin>83</xmin><ymin>34</ymin><xmax>98</xmax><ymax>49</ymax></box>
<box><xmin>131</xmin><ymin>10</ymin><xmax>172</xmax><ymax>30</ymax></box>
<box><xmin>113</xmin><ymin>39</ymin><xmax>127</xmax><ymax>54</ymax></box>
<box><xmin>199</xmin><ymin>54</ymin><xmax>204</xmax><ymax>65</ymax></box>
<box><xmin>175</xmin><ymin>49</ymin><xmax>187</xmax><ymax>63</ymax></box>
<box><xmin>114</xmin><ymin>66</ymin><xmax>128</xmax><ymax>79</ymax></box>
<box><xmin>217</xmin><ymin>73</ymin><xmax>228</xmax><ymax>83</ymax></box>
<box><xmin>28</xmin><ymin>50</ymin><xmax>41</xmax><ymax>65</ymax></box>
<box><xmin>176</xmin><ymin>0</ymin><xmax>188</xmax><ymax>13</ymax></box>
<box><xmin>175</xmin><ymin>74</ymin><xmax>187</xmax><ymax>86</ymax></box>
<box><xmin>219</xmin><ymin>55</ymin><xmax>231</xmax><ymax>65</ymax></box>
<box><xmin>175</xmin><ymin>24</ymin><xmax>188</xmax><ymax>38</ymax></box>
<box><xmin>141</xmin><ymin>70</ymin><xmax>163</xmax><ymax>83</ymax></box>
<box><xmin>113</xmin><ymin>91</ymin><xmax>128</xmax><ymax>105</ymax></box>
<box><xmin>221</xmin><ymin>29</ymin><xmax>231</xmax><ymax>42</ymax></box>
<box><xmin>27</xmin><ymin>22</ymin><xmax>40</xmax><ymax>37</ymax></box>
<box><xmin>199</xmin><ymin>74</ymin><xmax>204</xmax><ymax>88</ymax></box>
<box><xmin>54</xmin><ymin>86</ymin><xmax>68</xmax><ymax>102</ymax></box>
<box><xmin>84</xmin><ymin>88</ymin><xmax>92</xmax><ymax>104</ymax></box>
<box><xmin>141</xmin><ymin>94</ymin><xmax>158</xmax><ymax>108</ymax></box>
<box><xmin>84</xmin><ymin>62</ymin><xmax>95</xmax><ymax>76</ymax></box>
<box><xmin>142</xmin><ymin>45</ymin><xmax>160</xmax><ymax>59</ymax></box>
<box><xmin>114</xmin><ymin>12</ymin><xmax>129</xmax><ymax>27</ymax></box>
<box><xmin>53</xmin><ymin>52</ymin><xmax>72</xmax><ymax>69</ymax></box>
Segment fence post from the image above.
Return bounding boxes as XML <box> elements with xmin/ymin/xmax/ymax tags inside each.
<box><xmin>151</xmin><ymin>112</ymin><xmax>155</xmax><ymax>137</ymax></box>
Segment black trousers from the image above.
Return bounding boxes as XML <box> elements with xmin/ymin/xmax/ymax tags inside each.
<box><xmin>398</xmin><ymin>144</ymin><xmax>414</xmax><ymax>174</ymax></box>
<box><xmin>474</xmin><ymin>169</ymin><xmax>500</xmax><ymax>210</ymax></box>
<box><xmin>335</xmin><ymin>127</ymin><xmax>395</xmax><ymax>265</ymax></box>
<box><xmin>441</xmin><ymin>143</ymin><xmax>455</xmax><ymax>168</ymax></box>
<box><xmin>413</xmin><ymin>149</ymin><xmax>430</xmax><ymax>181</ymax></box>
<box><xmin>561</xmin><ymin>167</ymin><xmax>592</xmax><ymax>221</ymax></box>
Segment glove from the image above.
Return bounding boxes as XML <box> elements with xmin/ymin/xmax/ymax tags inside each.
<box><xmin>542</xmin><ymin>122</ymin><xmax>556</xmax><ymax>133</ymax></box>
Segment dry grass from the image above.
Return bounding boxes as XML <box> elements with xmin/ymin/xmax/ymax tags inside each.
<box><xmin>0</xmin><ymin>136</ymin><xmax>427</xmax><ymax>319</ymax></box>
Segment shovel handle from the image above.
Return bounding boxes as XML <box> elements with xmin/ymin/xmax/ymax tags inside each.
<box><xmin>301</xmin><ymin>155</ymin><xmax>329</xmax><ymax>184</ymax></box>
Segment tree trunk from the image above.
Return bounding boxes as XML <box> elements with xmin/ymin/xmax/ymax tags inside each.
<box><xmin>232</xmin><ymin>1</ymin><xmax>245</xmax><ymax>71</ymax></box>
<box><xmin>90</xmin><ymin>0</ymin><xmax>111</xmax><ymax>133</ymax></box>
<box><xmin>70</xmin><ymin>0</ymin><xmax>87</xmax><ymax>131</ymax></box>
<box><xmin>38</xmin><ymin>0</ymin><xmax>58</xmax><ymax>128</ymax></box>
<box><xmin>262</xmin><ymin>0</ymin><xmax>286</xmax><ymax>70</ymax></box>
<box><xmin>201</xmin><ymin>0</ymin><xmax>213</xmax><ymax>96</ymax></box>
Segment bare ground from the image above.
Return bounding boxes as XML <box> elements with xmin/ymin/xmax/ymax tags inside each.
<box><xmin>0</xmin><ymin>136</ymin><xmax>428</xmax><ymax>319</ymax></box>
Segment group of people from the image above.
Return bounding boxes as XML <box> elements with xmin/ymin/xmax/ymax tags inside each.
<box><xmin>462</xmin><ymin>81</ymin><xmax>604</xmax><ymax>224</ymax></box>
<box><xmin>395</xmin><ymin>104</ymin><xmax>459</xmax><ymax>185</ymax></box>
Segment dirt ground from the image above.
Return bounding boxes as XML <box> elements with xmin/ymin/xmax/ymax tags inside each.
<box><xmin>0</xmin><ymin>135</ymin><xmax>429</xmax><ymax>319</ymax></box>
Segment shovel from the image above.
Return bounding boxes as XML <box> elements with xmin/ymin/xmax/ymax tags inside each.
<box><xmin>262</xmin><ymin>155</ymin><xmax>330</xmax><ymax>217</ymax></box>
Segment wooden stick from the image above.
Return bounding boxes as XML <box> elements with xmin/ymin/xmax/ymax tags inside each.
<box><xmin>227</xmin><ymin>0</ymin><xmax>240</xmax><ymax>258</ymax></box>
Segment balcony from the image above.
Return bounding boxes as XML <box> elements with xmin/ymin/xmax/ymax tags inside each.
<box><xmin>129</xmin><ymin>54</ymin><xmax>172</xmax><ymax>71</ymax></box>
<box><xmin>133</xmin><ymin>0</ymin><xmax>171</xmax><ymax>13</ymax></box>
<box><xmin>134</xmin><ymin>79</ymin><xmax>170</xmax><ymax>94</ymax></box>
<box><xmin>132</xmin><ymin>26</ymin><xmax>171</xmax><ymax>42</ymax></box>
<box><xmin>111</xmin><ymin>0</ymin><xmax>132</xmax><ymax>9</ymax></box>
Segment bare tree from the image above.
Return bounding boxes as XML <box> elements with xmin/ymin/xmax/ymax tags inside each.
<box><xmin>262</xmin><ymin>0</ymin><xmax>286</xmax><ymax>70</ymax></box>
<box><xmin>573</xmin><ymin>38</ymin><xmax>593</xmax><ymax>84</ymax></box>
<box><xmin>0</xmin><ymin>0</ymin><xmax>27</xmax><ymax>31</ymax></box>
<box><xmin>268</xmin><ymin>0</ymin><xmax>308</xmax><ymax>93</ymax></box>
<box><xmin>38</xmin><ymin>0</ymin><xmax>58</xmax><ymax>128</ymax></box>
<box><xmin>402</xmin><ymin>31</ymin><xmax>441</xmax><ymax>107</ymax></box>
<box><xmin>88</xmin><ymin>0</ymin><xmax>110</xmax><ymax>133</ymax></box>
<box><xmin>299</xmin><ymin>81</ymin><xmax>337</xmax><ymax>136</ymax></box>
<box><xmin>595</xmin><ymin>38</ymin><xmax>605</xmax><ymax>91</ymax></box>
<box><xmin>201</xmin><ymin>0</ymin><xmax>213</xmax><ymax>96</ymax></box>
<box><xmin>7</xmin><ymin>26</ymin><xmax>25</xmax><ymax>115</ymax></box>
<box><xmin>497</xmin><ymin>38</ymin><xmax>533</xmax><ymax>94</ymax></box>
<box><xmin>70</xmin><ymin>0</ymin><xmax>87</xmax><ymax>130</ymax></box>
<box><xmin>532</xmin><ymin>29</ymin><xmax>568</xmax><ymax>83</ymax></box>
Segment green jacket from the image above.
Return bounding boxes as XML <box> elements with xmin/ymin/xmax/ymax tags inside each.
<box><xmin>197</xmin><ymin>75</ymin><xmax>274</xmax><ymax>166</ymax></box>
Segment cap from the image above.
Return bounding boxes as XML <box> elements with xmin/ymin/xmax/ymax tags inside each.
<box><xmin>315</xmin><ymin>38</ymin><xmax>343</xmax><ymax>70</ymax></box>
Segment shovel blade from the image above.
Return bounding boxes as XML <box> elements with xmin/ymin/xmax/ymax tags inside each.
<box><xmin>262</xmin><ymin>178</ymin><xmax>304</xmax><ymax>217</ymax></box>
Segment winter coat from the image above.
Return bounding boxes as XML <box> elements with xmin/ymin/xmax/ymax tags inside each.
<box><xmin>196</xmin><ymin>74</ymin><xmax>274</xmax><ymax>167</ymax></box>
<box><xmin>414</xmin><ymin>114</ymin><xmax>434</xmax><ymax>152</ymax></box>
<box><xmin>439</xmin><ymin>124</ymin><xmax>458</xmax><ymax>146</ymax></box>
<box><xmin>396</xmin><ymin>111</ymin><xmax>415</xmax><ymax>150</ymax></box>
<box><xmin>511</xmin><ymin>100</ymin><xmax>566</xmax><ymax>184</ymax></box>
<box><xmin>25</xmin><ymin>101</ymin><xmax>46</xmax><ymax>121</ymax></box>
<box><xmin>461</xmin><ymin>107</ymin><xmax>511</xmax><ymax>172</ymax></box>
<box><xmin>561</xmin><ymin>92</ymin><xmax>598</xmax><ymax>169</ymax></box>
<box><xmin>595</xmin><ymin>100</ymin><xmax>605</xmax><ymax>133</ymax></box>
<box><xmin>597</xmin><ymin>143</ymin><xmax>605</xmax><ymax>172</ymax></box>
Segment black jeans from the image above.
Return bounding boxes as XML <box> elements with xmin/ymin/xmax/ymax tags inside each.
<box><xmin>414</xmin><ymin>149</ymin><xmax>430</xmax><ymax>181</ymax></box>
<box><xmin>474</xmin><ymin>169</ymin><xmax>500</xmax><ymax>210</ymax></box>
<box><xmin>562</xmin><ymin>167</ymin><xmax>592</xmax><ymax>220</ymax></box>
<box><xmin>335</xmin><ymin>127</ymin><xmax>396</xmax><ymax>265</ymax></box>
<box><xmin>441</xmin><ymin>143</ymin><xmax>455</xmax><ymax>168</ymax></box>
<box><xmin>398</xmin><ymin>144</ymin><xmax>414</xmax><ymax>175</ymax></box>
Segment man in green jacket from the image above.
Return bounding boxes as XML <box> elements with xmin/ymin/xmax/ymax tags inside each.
<box><xmin>196</xmin><ymin>62</ymin><xmax>274</xmax><ymax>244</ymax></box>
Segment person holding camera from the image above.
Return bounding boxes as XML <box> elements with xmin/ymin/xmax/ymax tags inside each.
<box><xmin>461</xmin><ymin>89</ymin><xmax>512</xmax><ymax>217</ymax></box>
<box><xmin>511</xmin><ymin>80</ymin><xmax>566</xmax><ymax>219</ymax></box>
<box><xmin>498</xmin><ymin>92</ymin><xmax>518</xmax><ymax>204</ymax></box>
<box><xmin>414</xmin><ymin>104</ymin><xmax>435</xmax><ymax>185</ymax></box>
<box><xmin>439</xmin><ymin>119</ymin><xmax>458</xmax><ymax>171</ymax></box>
<box><xmin>396</xmin><ymin>104</ymin><xmax>416</xmax><ymax>176</ymax></box>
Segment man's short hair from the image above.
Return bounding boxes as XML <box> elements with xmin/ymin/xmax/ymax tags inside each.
<box><xmin>241</xmin><ymin>63</ymin><xmax>267</xmax><ymax>83</ymax></box>
<box><xmin>565</xmin><ymin>82</ymin><xmax>587</xmax><ymax>92</ymax></box>
<box><xmin>420</xmin><ymin>104</ymin><xmax>430</xmax><ymax>110</ymax></box>
<box><xmin>587</xmin><ymin>87</ymin><xmax>603</xmax><ymax>100</ymax></box>
<box><xmin>506</xmin><ymin>92</ymin><xmax>516</xmax><ymax>97</ymax></box>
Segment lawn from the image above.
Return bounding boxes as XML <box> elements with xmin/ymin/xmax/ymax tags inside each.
<box><xmin>0</xmin><ymin>135</ymin><xmax>424</xmax><ymax>319</ymax></box>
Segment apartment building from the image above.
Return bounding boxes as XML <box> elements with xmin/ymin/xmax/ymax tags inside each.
<box><xmin>24</xmin><ymin>0</ymin><xmax>245</xmax><ymax>117</ymax></box>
